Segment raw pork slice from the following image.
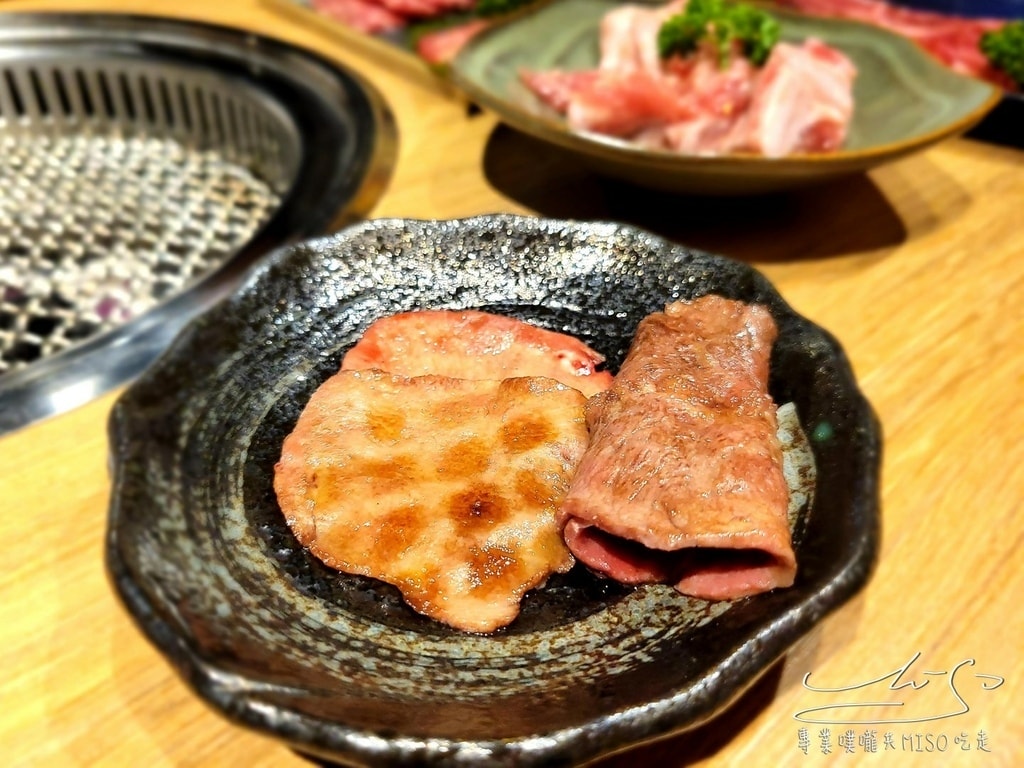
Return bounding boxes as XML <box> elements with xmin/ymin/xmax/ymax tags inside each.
<box><xmin>717</xmin><ymin>39</ymin><xmax>856</xmax><ymax>156</ymax></box>
<box><xmin>597</xmin><ymin>0</ymin><xmax>687</xmax><ymax>77</ymax></box>
<box><xmin>342</xmin><ymin>309</ymin><xmax>613</xmax><ymax>398</ymax></box>
<box><xmin>559</xmin><ymin>295</ymin><xmax>796</xmax><ymax>600</ymax></box>
<box><xmin>520</xmin><ymin>0</ymin><xmax>857</xmax><ymax>156</ymax></box>
<box><xmin>275</xmin><ymin>370</ymin><xmax>587</xmax><ymax>633</ymax></box>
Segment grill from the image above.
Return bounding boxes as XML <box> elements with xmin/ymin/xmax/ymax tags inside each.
<box><xmin>0</xmin><ymin>13</ymin><xmax>396</xmax><ymax>435</ymax></box>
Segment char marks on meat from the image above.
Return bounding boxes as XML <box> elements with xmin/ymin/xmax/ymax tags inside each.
<box><xmin>275</xmin><ymin>370</ymin><xmax>586</xmax><ymax>633</ymax></box>
<box><xmin>342</xmin><ymin>309</ymin><xmax>613</xmax><ymax>398</ymax></box>
<box><xmin>559</xmin><ymin>295</ymin><xmax>796</xmax><ymax>600</ymax></box>
<box><xmin>521</xmin><ymin>0</ymin><xmax>857</xmax><ymax>156</ymax></box>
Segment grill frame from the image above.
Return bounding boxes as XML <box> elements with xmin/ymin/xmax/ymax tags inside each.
<box><xmin>0</xmin><ymin>12</ymin><xmax>396</xmax><ymax>435</ymax></box>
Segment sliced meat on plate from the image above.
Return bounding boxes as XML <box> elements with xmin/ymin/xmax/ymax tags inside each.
<box><xmin>275</xmin><ymin>370</ymin><xmax>587</xmax><ymax>633</ymax></box>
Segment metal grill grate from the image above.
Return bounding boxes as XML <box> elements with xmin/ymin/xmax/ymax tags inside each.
<box><xmin>0</xmin><ymin>58</ymin><xmax>299</xmax><ymax>375</ymax></box>
<box><xmin>0</xmin><ymin>133</ymin><xmax>280</xmax><ymax>373</ymax></box>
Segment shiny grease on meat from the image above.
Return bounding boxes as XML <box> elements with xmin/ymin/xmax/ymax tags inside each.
<box><xmin>274</xmin><ymin>370</ymin><xmax>587</xmax><ymax>633</ymax></box>
<box><xmin>559</xmin><ymin>295</ymin><xmax>797</xmax><ymax>600</ymax></box>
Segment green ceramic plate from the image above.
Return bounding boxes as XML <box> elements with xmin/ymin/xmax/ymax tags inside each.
<box><xmin>450</xmin><ymin>0</ymin><xmax>1002</xmax><ymax>194</ymax></box>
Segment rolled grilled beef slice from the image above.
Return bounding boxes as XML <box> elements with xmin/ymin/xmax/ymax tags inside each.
<box><xmin>559</xmin><ymin>295</ymin><xmax>796</xmax><ymax>600</ymax></box>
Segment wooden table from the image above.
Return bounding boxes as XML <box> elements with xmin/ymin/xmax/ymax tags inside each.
<box><xmin>1</xmin><ymin>1</ymin><xmax>1021</xmax><ymax>765</ymax></box>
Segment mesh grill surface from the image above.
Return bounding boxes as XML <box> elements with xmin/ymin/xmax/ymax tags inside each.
<box><xmin>0</xmin><ymin>132</ymin><xmax>280</xmax><ymax>373</ymax></box>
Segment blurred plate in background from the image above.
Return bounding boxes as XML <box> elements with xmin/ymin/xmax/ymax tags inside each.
<box><xmin>450</xmin><ymin>0</ymin><xmax>1001</xmax><ymax>194</ymax></box>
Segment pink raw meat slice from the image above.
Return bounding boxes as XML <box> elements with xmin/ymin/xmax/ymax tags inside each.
<box><xmin>713</xmin><ymin>39</ymin><xmax>856</xmax><ymax>157</ymax></box>
<box><xmin>519</xmin><ymin>70</ymin><xmax>602</xmax><ymax>113</ymax></box>
<box><xmin>597</xmin><ymin>0</ymin><xmax>687</xmax><ymax>76</ymax></box>
<box><xmin>564</xmin><ymin>70</ymin><xmax>698</xmax><ymax>137</ymax></box>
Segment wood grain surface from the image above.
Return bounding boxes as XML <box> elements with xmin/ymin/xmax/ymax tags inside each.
<box><xmin>0</xmin><ymin>1</ymin><xmax>1021</xmax><ymax>766</ymax></box>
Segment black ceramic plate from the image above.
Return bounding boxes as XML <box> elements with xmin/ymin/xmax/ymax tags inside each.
<box><xmin>107</xmin><ymin>215</ymin><xmax>881</xmax><ymax>767</ymax></box>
